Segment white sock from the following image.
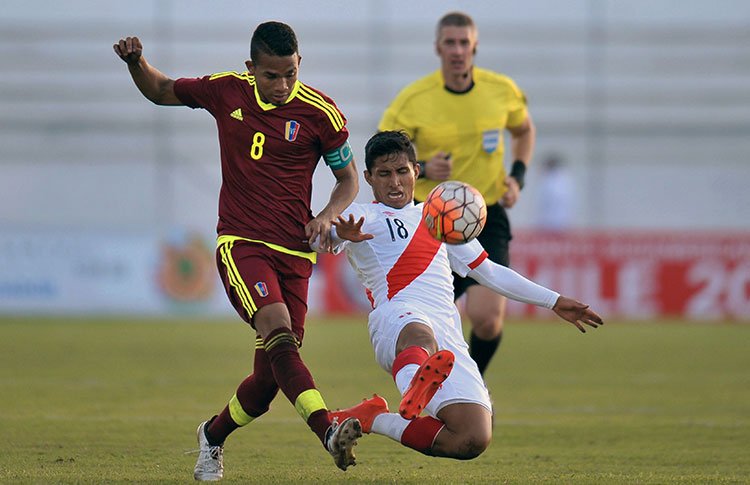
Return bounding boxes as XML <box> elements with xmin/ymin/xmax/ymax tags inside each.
<box><xmin>371</xmin><ymin>412</ymin><xmax>410</xmax><ymax>442</ymax></box>
<box><xmin>394</xmin><ymin>364</ymin><xmax>419</xmax><ymax>396</ymax></box>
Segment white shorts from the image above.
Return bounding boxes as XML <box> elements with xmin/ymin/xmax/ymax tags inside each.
<box><xmin>367</xmin><ymin>300</ymin><xmax>492</xmax><ymax>416</ymax></box>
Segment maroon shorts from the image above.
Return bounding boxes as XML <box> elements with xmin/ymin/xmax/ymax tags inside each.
<box><xmin>216</xmin><ymin>239</ymin><xmax>313</xmax><ymax>341</ymax></box>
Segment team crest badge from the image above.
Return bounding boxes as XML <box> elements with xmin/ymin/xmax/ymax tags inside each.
<box><xmin>482</xmin><ymin>129</ymin><xmax>500</xmax><ymax>153</ymax></box>
<box><xmin>284</xmin><ymin>120</ymin><xmax>300</xmax><ymax>141</ymax></box>
<box><xmin>254</xmin><ymin>281</ymin><xmax>269</xmax><ymax>297</ymax></box>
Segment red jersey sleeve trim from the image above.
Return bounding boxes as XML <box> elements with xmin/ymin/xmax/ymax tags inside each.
<box><xmin>468</xmin><ymin>251</ymin><xmax>489</xmax><ymax>270</ymax></box>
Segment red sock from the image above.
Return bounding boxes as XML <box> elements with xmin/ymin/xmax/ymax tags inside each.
<box><xmin>264</xmin><ymin>328</ymin><xmax>331</xmax><ymax>443</ymax></box>
<box><xmin>400</xmin><ymin>416</ymin><xmax>444</xmax><ymax>454</ymax></box>
<box><xmin>392</xmin><ymin>346</ymin><xmax>429</xmax><ymax>380</ymax></box>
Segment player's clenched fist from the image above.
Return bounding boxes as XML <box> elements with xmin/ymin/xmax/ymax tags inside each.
<box><xmin>113</xmin><ymin>36</ymin><xmax>143</xmax><ymax>65</ymax></box>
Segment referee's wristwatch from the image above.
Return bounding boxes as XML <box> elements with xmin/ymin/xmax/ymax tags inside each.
<box><xmin>417</xmin><ymin>160</ymin><xmax>427</xmax><ymax>179</ymax></box>
<box><xmin>510</xmin><ymin>160</ymin><xmax>526</xmax><ymax>189</ymax></box>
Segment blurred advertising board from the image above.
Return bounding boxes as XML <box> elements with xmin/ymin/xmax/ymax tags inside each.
<box><xmin>0</xmin><ymin>229</ymin><xmax>232</xmax><ymax>317</ymax></box>
<box><xmin>2</xmin><ymin>229</ymin><xmax>748</xmax><ymax>321</ymax></box>
<box><xmin>505</xmin><ymin>231</ymin><xmax>750</xmax><ymax>320</ymax></box>
<box><xmin>316</xmin><ymin>231</ymin><xmax>750</xmax><ymax>321</ymax></box>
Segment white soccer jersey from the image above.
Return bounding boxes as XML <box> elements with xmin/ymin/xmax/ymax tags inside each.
<box><xmin>332</xmin><ymin>202</ymin><xmax>487</xmax><ymax>312</ymax></box>
<box><xmin>331</xmin><ymin>201</ymin><xmax>492</xmax><ymax>414</ymax></box>
<box><xmin>323</xmin><ymin>201</ymin><xmax>559</xmax><ymax>415</ymax></box>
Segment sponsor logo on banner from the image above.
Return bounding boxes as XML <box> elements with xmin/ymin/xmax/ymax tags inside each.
<box><xmin>285</xmin><ymin>120</ymin><xmax>300</xmax><ymax>141</ymax></box>
<box><xmin>156</xmin><ymin>233</ymin><xmax>215</xmax><ymax>302</ymax></box>
<box><xmin>482</xmin><ymin>129</ymin><xmax>500</xmax><ymax>153</ymax></box>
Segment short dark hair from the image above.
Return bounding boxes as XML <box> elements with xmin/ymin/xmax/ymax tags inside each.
<box><xmin>436</xmin><ymin>11</ymin><xmax>476</xmax><ymax>38</ymax></box>
<box><xmin>365</xmin><ymin>131</ymin><xmax>417</xmax><ymax>172</ymax></box>
<box><xmin>250</xmin><ymin>21</ymin><xmax>299</xmax><ymax>62</ymax></box>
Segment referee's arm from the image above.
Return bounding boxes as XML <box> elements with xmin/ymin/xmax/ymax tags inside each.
<box><xmin>502</xmin><ymin>114</ymin><xmax>536</xmax><ymax>208</ymax></box>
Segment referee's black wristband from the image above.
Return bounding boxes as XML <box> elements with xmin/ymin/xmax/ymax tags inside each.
<box><xmin>417</xmin><ymin>160</ymin><xmax>427</xmax><ymax>179</ymax></box>
<box><xmin>510</xmin><ymin>160</ymin><xmax>526</xmax><ymax>190</ymax></box>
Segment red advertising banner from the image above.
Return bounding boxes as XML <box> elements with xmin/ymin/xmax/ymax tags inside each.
<box><xmin>316</xmin><ymin>231</ymin><xmax>750</xmax><ymax>321</ymax></box>
<box><xmin>505</xmin><ymin>231</ymin><xmax>750</xmax><ymax>321</ymax></box>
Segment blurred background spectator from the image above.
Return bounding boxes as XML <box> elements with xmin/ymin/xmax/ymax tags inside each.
<box><xmin>536</xmin><ymin>154</ymin><xmax>574</xmax><ymax>232</ymax></box>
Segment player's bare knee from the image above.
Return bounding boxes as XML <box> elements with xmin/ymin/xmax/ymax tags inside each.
<box><xmin>396</xmin><ymin>322</ymin><xmax>438</xmax><ymax>354</ymax></box>
<box><xmin>253</xmin><ymin>302</ymin><xmax>293</xmax><ymax>337</ymax></box>
<box><xmin>439</xmin><ymin>412</ymin><xmax>492</xmax><ymax>460</ymax></box>
<box><xmin>450</xmin><ymin>432</ymin><xmax>490</xmax><ymax>460</ymax></box>
<box><xmin>470</xmin><ymin>316</ymin><xmax>503</xmax><ymax>340</ymax></box>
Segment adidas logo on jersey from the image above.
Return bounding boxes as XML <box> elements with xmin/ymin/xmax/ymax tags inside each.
<box><xmin>230</xmin><ymin>108</ymin><xmax>243</xmax><ymax>121</ymax></box>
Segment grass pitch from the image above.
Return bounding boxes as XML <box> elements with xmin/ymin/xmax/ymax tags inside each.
<box><xmin>0</xmin><ymin>316</ymin><xmax>748</xmax><ymax>483</ymax></box>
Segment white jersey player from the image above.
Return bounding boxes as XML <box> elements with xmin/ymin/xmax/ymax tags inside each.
<box><xmin>322</xmin><ymin>131</ymin><xmax>603</xmax><ymax>460</ymax></box>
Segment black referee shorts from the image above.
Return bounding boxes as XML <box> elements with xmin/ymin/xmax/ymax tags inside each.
<box><xmin>453</xmin><ymin>202</ymin><xmax>511</xmax><ymax>301</ymax></box>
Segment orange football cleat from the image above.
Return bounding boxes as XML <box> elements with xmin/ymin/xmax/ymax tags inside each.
<box><xmin>398</xmin><ymin>350</ymin><xmax>454</xmax><ymax>420</ymax></box>
<box><xmin>330</xmin><ymin>394</ymin><xmax>389</xmax><ymax>434</ymax></box>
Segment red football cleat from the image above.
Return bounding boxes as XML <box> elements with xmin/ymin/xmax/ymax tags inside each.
<box><xmin>330</xmin><ymin>394</ymin><xmax>389</xmax><ymax>434</ymax></box>
<box><xmin>398</xmin><ymin>349</ymin><xmax>455</xmax><ymax>420</ymax></box>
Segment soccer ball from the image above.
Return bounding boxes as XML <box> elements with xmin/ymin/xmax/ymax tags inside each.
<box><xmin>422</xmin><ymin>181</ymin><xmax>487</xmax><ymax>244</ymax></box>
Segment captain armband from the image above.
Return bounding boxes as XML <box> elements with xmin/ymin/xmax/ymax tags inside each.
<box><xmin>323</xmin><ymin>140</ymin><xmax>354</xmax><ymax>170</ymax></box>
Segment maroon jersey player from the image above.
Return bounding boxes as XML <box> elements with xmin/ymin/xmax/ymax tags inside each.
<box><xmin>174</xmin><ymin>70</ymin><xmax>350</xmax><ymax>252</ymax></box>
<box><xmin>115</xmin><ymin>22</ymin><xmax>361</xmax><ymax>480</ymax></box>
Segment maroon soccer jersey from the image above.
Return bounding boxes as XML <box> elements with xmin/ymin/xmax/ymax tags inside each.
<box><xmin>174</xmin><ymin>72</ymin><xmax>349</xmax><ymax>252</ymax></box>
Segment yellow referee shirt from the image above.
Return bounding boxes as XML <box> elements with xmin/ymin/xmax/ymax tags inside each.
<box><xmin>379</xmin><ymin>67</ymin><xmax>528</xmax><ymax>205</ymax></box>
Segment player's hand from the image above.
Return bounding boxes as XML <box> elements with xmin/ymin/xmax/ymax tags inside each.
<box><xmin>305</xmin><ymin>216</ymin><xmax>333</xmax><ymax>253</ymax></box>
<box><xmin>113</xmin><ymin>36</ymin><xmax>143</xmax><ymax>65</ymax></box>
<box><xmin>552</xmin><ymin>296</ymin><xmax>604</xmax><ymax>333</ymax></box>
<box><xmin>426</xmin><ymin>152</ymin><xmax>452</xmax><ymax>181</ymax></box>
<box><xmin>332</xmin><ymin>214</ymin><xmax>374</xmax><ymax>243</ymax></box>
<box><xmin>500</xmin><ymin>175</ymin><xmax>521</xmax><ymax>208</ymax></box>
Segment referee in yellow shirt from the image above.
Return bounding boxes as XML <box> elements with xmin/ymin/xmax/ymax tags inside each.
<box><xmin>379</xmin><ymin>11</ymin><xmax>536</xmax><ymax>377</ymax></box>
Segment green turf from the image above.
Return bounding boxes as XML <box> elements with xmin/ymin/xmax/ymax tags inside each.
<box><xmin>0</xmin><ymin>316</ymin><xmax>748</xmax><ymax>483</ymax></box>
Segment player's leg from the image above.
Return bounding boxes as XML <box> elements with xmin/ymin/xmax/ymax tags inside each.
<box><xmin>254</xmin><ymin>254</ymin><xmax>361</xmax><ymax>470</ymax></box>
<box><xmin>209</xmin><ymin>242</ymin><xmax>282</xmax><ymax>438</ymax></box>
<box><xmin>334</xmin><ymin>316</ymin><xmax>450</xmax><ymax>453</ymax></box>
<box><xmin>340</xmin><ymin>401</ymin><xmax>490</xmax><ymax>460</ymax></box>
<box><xmin>202</xmin><ymin>240</ymin><xmax>360</xmax><ymax>473</ymax></box>
<box><xmin>194</xmin><ymin>243</ymin><xmax>282</xmax><ymax>481</ymax></box>
<box><xmin>431</xmin><ymin>402</ymin><xmax>492</xmax><ymax>458</ymax></box>
<box><xmin>216</xmin><ymin>241</ymin><xmax>329</xmax><ymax>442</ymax></box>
<box><xmin>194</xmin><ymin>343</ymin><xmax>278</xmax><ymax>481</ymax></box>
<box><xmin>205</xmin><ymin>340</ymin><xmax>279</xmax><ymax>443</ymax></box>
<box><xmin>393</xmin><ymin>322</ymin><xmax>455</xmax><ymax>419</ymax></box>
<box><xmin>420</xmin><ymin>330</ymin><xmax>493</xmax><ymax>459</ymax></box>
<box><xmin>361</xmin><ymin>364</ymin><xmax>491</xmax><ymax>459</ymax></box>
<box><xmin>253</xmin><ymin>302</ymin><xmax>335</xmax><ymax>439</ymax></box>
<box><xmin>458</xmin><ymin>203</ymin><xmax>511</xmax><ymax>376</ymax></box>
<box><xmin>331</xmin><ymin>396</ymin><xmax>446</xmax><ymax>456</ymax></box>
<box><xmin>350</xmin><ymin>306</ymin><xmax>492</xmax><ymax>460</ymax></box>
<box><xmin>464</xmin><ymin>285</ymin><xmax>506</xmax><ymax>374</ymax></box>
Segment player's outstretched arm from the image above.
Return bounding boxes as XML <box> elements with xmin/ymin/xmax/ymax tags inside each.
<box><xmin>552</xmin><ymin>296</ymin><xmax>604</xmax><ymax>333</ymax></box>
<box><xmin>466</xmin><ymin>256</ymin><xmax>603</xmax><ymax>332</ymax></box>
<box><xmin>113</xmin><ymin>36</ymin><xmax>182</xmax><ymax>106</ymax></box>
<box><xmin>332</xmin><ymin>214</ymin><xmax>374</xmax><ymax>242</ymax></box>
<box><xmin>306</xmin><ymin>160</ymin><xmax>359</xmax><ymax>252</ymax></box>
<box><xmin>309</xmin><ymin>213</ymin><xmax>372</xmax><ymax>255</ymax></box>
<box><xmin>467</xmin><ymin>257</ymin><xmax>559</xmax><ymax>308</ymax></box>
